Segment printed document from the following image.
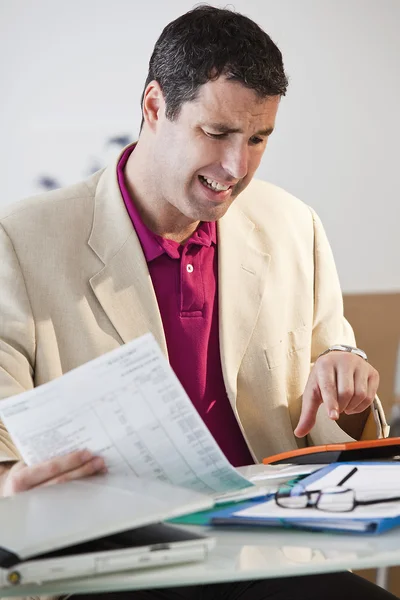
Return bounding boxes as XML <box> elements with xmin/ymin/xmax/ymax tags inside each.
<box><xmin>0</xmin><ymin>334</ymin><xmax>251</xmax><ymax>496</ymax></box>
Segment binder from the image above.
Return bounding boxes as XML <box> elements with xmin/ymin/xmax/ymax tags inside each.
<box><xmin>210</xmin><ymin>462</ymin><xmax>400</xmax><ymax>534</ymax></box>
<box><xmin>262</xmin><ymin>437</ymin><xmax>400</xmax><ymax>465</ymax></box>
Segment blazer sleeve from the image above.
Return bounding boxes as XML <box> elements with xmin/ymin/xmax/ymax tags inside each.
<box><xmin>307</xmin><ymin>208</ymin><xmax>389</xmax><ymax>444</ymax></box>
<box><xmin>0</xmin><ymin>223</ymin><xmax>35</xmax><ymax>460</ymax></box>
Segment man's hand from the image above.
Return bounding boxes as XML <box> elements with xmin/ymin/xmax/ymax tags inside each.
<box><xmin>294</xmin><ymin>351</ymin><xmax>379</xmax><ymax>438</ymax></box>
<box><xmin>0</xmin><ymin>449</ymin><xmax>106</xmax><ymax>497</ymax></box>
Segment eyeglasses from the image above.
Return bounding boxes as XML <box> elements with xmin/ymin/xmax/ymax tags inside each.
<box><xmin>275</xmin><ymin>466</ymin><xmax>400</xmax><ymax>513</ymax></box>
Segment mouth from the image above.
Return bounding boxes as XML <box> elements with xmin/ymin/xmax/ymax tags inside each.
<box><xmin>198</xmin><ymin>175</ymin><xmax>234</xmax><ymax>200</ymax></box>
<box><xmin>198</xmin><ymin>175</ymin><xmax>232</xmax><ymax>192</ymax></box>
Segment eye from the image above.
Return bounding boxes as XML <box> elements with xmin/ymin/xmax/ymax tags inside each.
<box><xmin>249</xmin><ymin>136</ymin><xmax>264</xmax><ymax>146</ymax></box>
<box><xmin>204</xmin><ymin>131</ymin><xmax>227</xmax><ymax>139</ymax></box>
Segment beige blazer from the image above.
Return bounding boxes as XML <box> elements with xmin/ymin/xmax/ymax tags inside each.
<box><xmin>0</xmin><ymin>151</ymin><xmax>388</xmax><ymax>463</ymax></box>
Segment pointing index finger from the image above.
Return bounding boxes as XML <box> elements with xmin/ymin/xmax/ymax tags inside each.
<box><xmin>317</xmin><ymin>363</ymin><xmax>339</xmax><ymax>419</ymax></box>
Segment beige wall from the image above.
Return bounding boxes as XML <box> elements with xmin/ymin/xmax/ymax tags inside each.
<box><xmin>344</xmin><ymin>293</ymin><xmax>400</xmax><ymax>413</ymax></box>
<box><xmin>344</xmin><ymin>292</ymin><xmax>400</xmax><ymax>594</ymax></box>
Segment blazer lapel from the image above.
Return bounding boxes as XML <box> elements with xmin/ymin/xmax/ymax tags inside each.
<box><xmin>218</xmin><ymin>204</ymin><xmax>271</xmax><ymax>405</ymax></box>
<box><xmin>87</xmin><ymin>153</ymin><xmax>167</xmax><ymax>356</ymax></box>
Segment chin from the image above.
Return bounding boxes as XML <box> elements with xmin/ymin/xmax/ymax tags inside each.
<box><xmin>196</xmin><ymin>204</ymin><xmax>231</xmax><ymax>223</ymax></box>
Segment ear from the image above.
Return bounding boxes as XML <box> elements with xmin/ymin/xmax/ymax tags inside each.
<box><xmin>142</xmin><ymin>81</ymin><xmax>165</xmax><ymax>131</ymax></box>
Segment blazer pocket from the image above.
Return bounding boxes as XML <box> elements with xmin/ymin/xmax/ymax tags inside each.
<box><xmin>264</xmin><ymin>326</ymin><xmax>310</xmax><ymax>370</ymax></box>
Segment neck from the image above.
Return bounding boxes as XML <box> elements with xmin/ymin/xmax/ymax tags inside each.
<box><xmin>124</xmin><ymin>140</ymin><xmax>199</xmax><ymax>244</ymax></box>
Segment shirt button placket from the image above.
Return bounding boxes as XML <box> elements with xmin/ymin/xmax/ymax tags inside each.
<box><xmin>181</xmin><ymin>248</ymin><xmax>198</xmax><ymax>314</ymax></box>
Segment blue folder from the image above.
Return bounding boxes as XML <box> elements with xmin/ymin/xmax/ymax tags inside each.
<box><xmin>210</xmin><ymin>462</ymin><xmax>400</xmax><ymax>535</ymax></box>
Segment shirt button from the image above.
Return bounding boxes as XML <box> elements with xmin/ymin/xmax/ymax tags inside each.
<box><xmin>186</xmin><ymin>264</ymin><xmax>194</xmax><ymax>273</ymax></box>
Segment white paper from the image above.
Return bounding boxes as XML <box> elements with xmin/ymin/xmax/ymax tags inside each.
<box><xmin>0</xmin><ymin>333</ymin><xmax>251</xmax><ymax>496</ymax></box>
<box><xmin>237</xmin><ymin>463</ymin><xmax>323</xmax><ymax>483</ymax></box>
<box><xmin>235</xmin><ymin>495</ymin><xmax>400</xmax><ymax>520</ymax></box>
<box><xmin>235</xmin><ymin>464</ymin><xmax>400</xmax><ymax>520</ymax></box>
<box><xmin>303</xmin><ymin>464</ymin><xmax>400</xmax><ymax>496</ymax></box>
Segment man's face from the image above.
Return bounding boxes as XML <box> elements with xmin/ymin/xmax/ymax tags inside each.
<box><xmin>148</xmin><ymin>77</ymin><xmax>281</xmax><ymax>223</ymax></box>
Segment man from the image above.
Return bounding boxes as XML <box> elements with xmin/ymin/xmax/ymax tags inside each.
<box><xmin>0</xmin><ymin>5</ymin><xmax>394</xmax><ymax>599</ymax></box>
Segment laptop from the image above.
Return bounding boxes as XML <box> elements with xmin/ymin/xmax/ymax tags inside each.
<box><xmin>0</xmin><ymin>522</ymin><xmax>214</xmax><ymax>587</ymax></box>
<box><xmin>0</xmin><ymin>475</ymin><xmax>215</xmax><ymax>587</ymax></box>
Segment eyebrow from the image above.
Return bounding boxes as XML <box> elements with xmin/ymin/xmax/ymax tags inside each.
<box><xmin>204</xmin><ymin>123</ymin><xmax>274</xmax><ymax>136</ymax></box>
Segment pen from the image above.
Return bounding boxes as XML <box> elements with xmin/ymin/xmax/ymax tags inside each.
<box><xmin>337</xmin><ymin>466</ymin><xmax>358</xmax><ymax>487</ymax></box>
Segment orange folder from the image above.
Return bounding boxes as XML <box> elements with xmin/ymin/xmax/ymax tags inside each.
<box><xmin>262</xmin><ymin>437</ymin><xmax>400</xmax><ymax>465</ymax></box>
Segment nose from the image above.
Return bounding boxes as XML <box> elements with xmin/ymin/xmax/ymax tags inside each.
<box><xmin>221</xmin><ymin>142</ymin><xmax>249</xmax><ymax>181</ymax></box>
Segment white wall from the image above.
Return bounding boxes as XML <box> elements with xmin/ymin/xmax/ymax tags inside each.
<box><xmin>0</xmin><ymin>0</ymin><xmax>399</xmax><ymax>293</ymax></box>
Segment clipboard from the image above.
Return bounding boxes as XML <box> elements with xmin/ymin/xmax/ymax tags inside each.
<box><xmin>211</xmin><ymin>462</ymin><xmax>400</xmax><ymax>535</ymax></box>
<box><xmin>263</xmin><ymin>437</ymin><xmax>400</xmax><ymax>466</ymax></box>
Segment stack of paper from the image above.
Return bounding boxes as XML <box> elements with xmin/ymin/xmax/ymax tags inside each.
<box><xmin>212</xmin><ymin>462</ymin><xmax>400</xmax><ymax>534</ymax></box>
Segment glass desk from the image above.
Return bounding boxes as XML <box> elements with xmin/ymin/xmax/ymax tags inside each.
<box><xmin>2</xmin><ymin>524</ymin><xmax>400</xmax><ymax>597</ymax></box>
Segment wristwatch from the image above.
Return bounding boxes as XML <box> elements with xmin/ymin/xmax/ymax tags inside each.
<box><xmin>319</xmin><ymin>344</ymin><xmax>368</xmax><ymax>361</ymax></box>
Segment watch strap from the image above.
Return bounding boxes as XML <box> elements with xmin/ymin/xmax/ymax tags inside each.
<box><xmin>319</xmin><ymin>344</ymin><xmax>368</xmax><ymax>361</ymax></box>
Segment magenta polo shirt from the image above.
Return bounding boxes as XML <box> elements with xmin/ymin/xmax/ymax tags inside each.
<box><xmin>117</xmin><ymin>146</ymin><xmax>253</xmax><ymax>467</ymax></box>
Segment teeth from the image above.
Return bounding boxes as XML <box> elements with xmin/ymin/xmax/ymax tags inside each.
<box><xmin>200</xmin><ymin>176</ymin><xmax>230</xmax><ymax>192</ymax></box>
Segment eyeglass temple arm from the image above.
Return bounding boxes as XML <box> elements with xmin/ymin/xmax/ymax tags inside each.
<box><xmin>358</xmin><ymin>495</ymin><xmax>400</xmax><ymax>506</ymax></box>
